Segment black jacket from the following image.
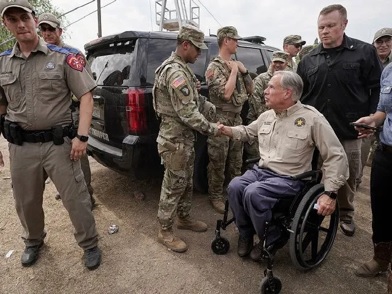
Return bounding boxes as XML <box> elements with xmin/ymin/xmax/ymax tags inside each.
<box><xmin>297</xmin><ymin>34</ymin><xmax>382</xmax><ymax>140</ymax></box>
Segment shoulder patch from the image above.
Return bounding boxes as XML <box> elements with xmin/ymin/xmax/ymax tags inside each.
<box><xmin>171</xmin><ymin>76</ymin><xmax>186</xmax><ymax>89</ymax></box>
<box><xmin>66</xmin><ymin>54</ymin><xmax>84</xmax><ymax>72</ymax></box>
<box><xmin>206</xmin><ymin>69</ymin><xmax>213</xmax><ymax>79</ymax></box>
<box><xmin>0</xmin><ymin>49</ymin><xmax>12</xmax><ymax>57</ymax></box>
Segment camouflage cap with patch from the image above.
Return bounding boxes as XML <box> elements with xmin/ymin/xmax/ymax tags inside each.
<box><xmin>373</xmin><ymin>27</ymin><xmax>392</xmax><ymax>43</ymax></box>
<box><xmin>217</xmin><ymin>26</ymin><xmax>241</xmax><ymax>40</ymax></box>
<box><xmin>178</xmin><ymin>24</ymin><xmax>208</xmax><ymax>50</ymax></box>
<box><xmin>38</xmin><ymin>12</ymin><xmax>61</xmax><ymax>28</ymax></box>
<box><xmin>272</xmin><ymin>50</ymin><xmax>289</xmax><ymax>63</ymax></box>
<box><xmin>283</xmin><ymin>35</ymin><xmax>306</xmax><ymax>45</ymax></box>
<box><xmin>0</xmin><ymin>0</ymin><xmax>34</xmax><ymax>17</ymax></box>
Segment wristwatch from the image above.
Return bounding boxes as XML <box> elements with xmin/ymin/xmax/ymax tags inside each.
<box><xmin>76</xmin><ymin>134</ymin><xmax>89</xmax><ymax>142</ymax></box>
<box><xmin>324</xmin><ymin>191</ymin><xmax>337</xmax><ymax>200</ymax></box>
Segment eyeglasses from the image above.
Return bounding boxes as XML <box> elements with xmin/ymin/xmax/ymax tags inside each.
<box><xmin>294</xmin><ymin>44</ymin><xmax>302</xmax><ymax>49</ymax></box>
<box><xmin>39</xmin><ymin>26</ymin><xmax>56</xmax><ymax>32</ymax></box>
<box><xmin>375</xmin><ymin>38</ymin><xmax>392</xmax><ymax>45</ymax></box>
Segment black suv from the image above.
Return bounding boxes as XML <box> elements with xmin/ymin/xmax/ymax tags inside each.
<box><xmin>84</xmin><ymin>31</ymin><xmax>278</xmax><ymax>192</ymax></box>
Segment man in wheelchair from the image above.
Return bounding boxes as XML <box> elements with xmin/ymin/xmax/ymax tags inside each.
<box><xmin>218</xmin><ymin>71</ymin><xmax>349</xmax><ymax>261</ymax></box>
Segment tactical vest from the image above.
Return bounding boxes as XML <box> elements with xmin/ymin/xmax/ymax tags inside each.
<box><xmin>208</xmin><ymin>57</ymin><xmax>248</xmax><ymax>111</ymax></box>
<box><xmin>153</xmin><ymin>55</ymin><xmax>199</xmax><ymax>118</ymax></box>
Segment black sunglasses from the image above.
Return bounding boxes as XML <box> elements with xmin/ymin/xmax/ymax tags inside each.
<box><xmin>294</xmin><ymin>43</ymin><xmax>302</xmax><ymax>49</ymax></box>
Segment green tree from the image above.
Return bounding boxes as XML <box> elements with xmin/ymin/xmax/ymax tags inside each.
<box><xmin>0</xmin><ymin>0</ymin><xmax>66</xmax><ymax>51</ymax></box>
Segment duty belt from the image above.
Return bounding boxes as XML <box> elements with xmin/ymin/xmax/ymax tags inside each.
<box><xmin>3</xmin><ymin>120</ymin><xmax>76</xmax><ymax>145</ymax></box>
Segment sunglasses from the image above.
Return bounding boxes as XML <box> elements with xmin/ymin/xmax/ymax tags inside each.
<box><xmin>39</xmin><ymin>26</ymin><xmax>56</xmax><ymax>32</ymax></box>
<box><xmin>294</xmin><ymin>43</ymin><xmax>302</xmax><ymax>49</ymax></box>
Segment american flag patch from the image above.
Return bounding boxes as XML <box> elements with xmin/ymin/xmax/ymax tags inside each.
<box><xmin>171</xmin><ymin>76</ymin><xmax>186</xmax><ymax>88</ymax></box>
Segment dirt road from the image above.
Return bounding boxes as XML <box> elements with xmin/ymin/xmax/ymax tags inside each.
<box><xmin>0</xmin><ymin>139</ymin><xmax>387</xmax><ymax>294</ymax></box>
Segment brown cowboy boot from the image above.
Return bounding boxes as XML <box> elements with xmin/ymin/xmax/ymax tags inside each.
<box><xmin>158</xmin><ymin>228</ymin><xmax>188</xmax><ymax>253</ymax></box>
<box><xmin>355</xmin><ymin>242</ymin><xmax>392</xmax><ymax>277</ymax></box>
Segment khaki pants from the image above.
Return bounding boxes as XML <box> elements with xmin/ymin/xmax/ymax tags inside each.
<box><xmin>9</xmin><ymin>138</ymin><xmax>98</xmax><ymax>249</ymax></box>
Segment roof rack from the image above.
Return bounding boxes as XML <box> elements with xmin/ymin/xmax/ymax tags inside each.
<box><xmin>242</xmin><ymin>36</ymin><xmax>266</xmax><ymax>44</ymax></box>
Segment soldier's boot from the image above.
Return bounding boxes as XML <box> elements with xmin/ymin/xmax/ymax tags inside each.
<box><xmin>177</xmin><ymin>217</ymin><xmax>208</xmax><ymax>232</ymax></box>
<box><xmin>157</xmin><ymin>228</ymin><xmax>188</xmax><ymax>253</ymax></box>
<box><xmin>355</xmin><ymin>242</ymin><xmax>392</xmax><ymax>277</ymax></box>
<box><xmin>210</xmin><ymin>199</ymin><xmax>225</xmax><ymax>214</ymax></box>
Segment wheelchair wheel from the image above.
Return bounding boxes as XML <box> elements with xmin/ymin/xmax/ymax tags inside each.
<box><xmin>289</xmin><ymin>183</ymin><xmax>339</xmax><ymax>270</ymax></box>
<box><xmin>211</xmin><ymin>237</ymin><xmax>230</xmax><ymax>255</ymax></box>
<box><xmin>260</xmin><ymin>276</ymin><xmax>282</xmax><ymax>294</ymax></box>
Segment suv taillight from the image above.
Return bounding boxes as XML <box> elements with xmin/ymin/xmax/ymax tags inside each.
<box><xmin>126</xmin><ymin>88</ymin><xmax>147</xmax><ymax>133</ymax></box>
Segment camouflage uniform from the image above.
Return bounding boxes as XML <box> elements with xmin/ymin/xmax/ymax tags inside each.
<box><xmin>153</xmin><ymin>31</ymin><xmax>217</xmax><ymax>230</ymax></box>
<box><xmin>205</xmin><ymin>54</ymin><xmax>249</xmax><ymax>201</ymax></box>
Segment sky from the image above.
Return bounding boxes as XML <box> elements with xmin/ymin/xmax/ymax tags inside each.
<box><xmin>49</xmin><ymin>0</ymin><xmax>391</xmax><ymax>52</ymax></box>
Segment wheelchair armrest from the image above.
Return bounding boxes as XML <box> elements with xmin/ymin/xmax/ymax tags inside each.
<box><xmin>291</xmin><ymin>169</ymin><xmax>322</xmax><ymax>181</ymax></box>
<box><xmin>245</xmin><ymin>157</ymin><xmax>260</xmax><ymax>164</ymax></box>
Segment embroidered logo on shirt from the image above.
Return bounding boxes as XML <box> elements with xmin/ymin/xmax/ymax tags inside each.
<box><xmin>294</xmin><ymin>117</ymin><xmax>306</xmax><ymax>127</ymax></box>
<box><xmin>66</xmin><ymin>54</ymin><xmax>84</xmax><ymax>72</ymax></box>
<box><xmin>45</xmin><ymin>62</ymin><xmax>55</xmax><ymax>70</ymax></box>
<box><xmin>180</xmin><ymin>85</ymin><xmax>190</xmax><ymax>96</ymax></box>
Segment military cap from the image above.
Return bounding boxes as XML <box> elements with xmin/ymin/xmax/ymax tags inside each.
<box><xmin>217</xmin><ymin>26</ymin><xmax>241</xmax><ymax>40</ymax></box>
<box><xmin>178</xmin><ymin>24</ymin><xmax>208</xmax><ymax>49</ymax></box>
<box><xmin>38</xmin><ymin>12</ymin><xmax>61</xmax><ymax>28</ymax></box>
<box><xmin>373</xmin><ymin>27</ymin><xmax>392</xmax><ymax>43</ymax></box>
<box><xmin>0</xmin><ymin>0</ymin><xmax>34</xmax><ymax>17</ymax></box>
<box><xmin>283</xmin><ymin>35</ymin><xmax>306</xmax><ymax>46</ymax></box>
<box><xmin>272</xmin><ymin>51</ymin><xmax>289</xmax><ymax>63</ymax></box>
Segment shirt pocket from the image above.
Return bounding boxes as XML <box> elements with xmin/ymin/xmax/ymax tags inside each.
<box><xmin>0</xmin><ymin>74</ymin><xmax>22</xmax><ymax>108</ymax></box>
<box><xmin>38</xmin><ymin>71</ymin><xmax>65</xmax><ymax>101</ymax></box>
<box><xmin>340</xmin><ymin>62</ymin><xmax>360</xmax><ymax>84</ymax></box>
<box><xmin>258</xmin><ymin>124</ymin><xmax>272</xmax><ymax>149</ymax></box>
<box><xmin>380</xmin><ymin>85</ymin><xmax>392</xmax><ymax>112</ymax></box>
<box><xmin>285</xmin><ymin>130</ymin><xmax>308</xmax><ymax>151</ymax></box>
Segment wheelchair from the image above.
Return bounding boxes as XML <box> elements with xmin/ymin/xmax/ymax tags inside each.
<box><xmin>211</xmin><ymin>160</ymin><xmax>339</xmax><ymax>294</ymax></box>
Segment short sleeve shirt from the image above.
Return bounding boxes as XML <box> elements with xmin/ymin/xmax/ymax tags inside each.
<box><xmin>0</xmin><ymin>38</ymin><xmax>96</xmax><ymax>130</ymax></box>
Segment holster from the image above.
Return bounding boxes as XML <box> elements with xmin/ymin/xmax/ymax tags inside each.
<box><xmin>52</xmin><ymin>125</ymin><xmax>65</xmax><ymax>145</ymax></box>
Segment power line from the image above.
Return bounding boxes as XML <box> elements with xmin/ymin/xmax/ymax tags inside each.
<box><xmin>195</xmin><ymin>0</ymin><xmax>221</xmax><ymax>27</ymax></box>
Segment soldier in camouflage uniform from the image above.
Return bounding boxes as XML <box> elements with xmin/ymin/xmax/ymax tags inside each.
<box><xmin>245</xmin><ymin>51</ymin><xmax>289</xmax><ymax>159</ymax></box>
<box><xmin>153</xmin><ymin>25</ymin><xmax>219</xmax><ymax>253</ymax></box>
<box><xmin>283</xmin><ymin>35</ymin><xmax>306</xmax><ymax>72</ymax></box>
<box><xmin>205</xmin><ymin>26</ymin><xmax>254</xmax><ymax>214</ymax></box>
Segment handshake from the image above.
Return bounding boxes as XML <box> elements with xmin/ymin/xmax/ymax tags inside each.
<box><xmin>212</xmin><ymin>122</ymin><xmax>233</xmax><ymax>137</ymax></box>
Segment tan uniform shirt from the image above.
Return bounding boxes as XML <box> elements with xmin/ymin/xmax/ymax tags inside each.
<box><xmin>0</xmin><ymin>38</ymin><xmax>95</xmax><ymax>130</ymax></box>
<box><xmin>230</xmin><ymin>101</ymin><xmax>349</xmax><ymax>192</ymax></box>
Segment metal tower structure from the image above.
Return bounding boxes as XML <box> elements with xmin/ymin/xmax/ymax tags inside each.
<box><xmin>155</xmin><ymin>0</ymin><xmax>200</xmax><ymax>31</ymax></box>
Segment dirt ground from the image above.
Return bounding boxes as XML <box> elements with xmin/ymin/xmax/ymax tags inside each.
<box><xmin>0</xmin><ymin>138</ymin><xmax>388</xmax><ymax>294</ymax></box>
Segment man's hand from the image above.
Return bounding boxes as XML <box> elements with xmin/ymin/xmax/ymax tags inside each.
<box><xmin>70</xmin><ymin>138</ymin><xmax>87</xmax><ymax>161</ymax></box>
<box><xmin>353</xmin><ymin>117</ymin><xmax>376</xmax><ymax>138</ymax></box>
<box><xmin>195</xmin><ymin>79</ymin><xmax>201</xmax><ymax>92</ymax></box>
<box><xmin>226</xmin><ymin>60</ymin><xmax>239</xmax><ymax>73</ymax></box>
<box><xmin>316</xmin><ymin>194</ymin><xmax>336</xmax><ymax>216</ymax></box>
<box><xmin>0</xmin><ymin>151</ymin><xmax>4</xmax><ymax>167</ymax></box>
<box><xmin>217</xmin><ymin>123</ymin><xmax>233</xmax><ymax>137</ymax></box>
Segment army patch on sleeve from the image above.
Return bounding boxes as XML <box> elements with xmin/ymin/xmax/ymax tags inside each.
<box><xmin>294</xmin><ymin>117</ymin><xmax>306</xmax><ymax>127</ymax></box>
<box><xmin>76</xmin><ymin>54</ymin><xmax>87</xmax><ymax>67</ymax></box>
<box><xmin>66</xmin><ymin>54</ymin><xmax>84</xmax><ymax>72</ymax></box>
<box><xmin>171</xmin><ymin>76</ymin><xmax>186</xmax><ymax>88</ymax></box>
<box><xmin>206</xmin><ymin>69</ymin><xmax>213</xmax><ymax>79</ymax></box>
<box><xmin>180</xmin><ymin>85</ymin><xmax>190</xmax><ymax>96</ymax></box>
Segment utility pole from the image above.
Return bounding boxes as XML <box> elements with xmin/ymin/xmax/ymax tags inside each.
<box><xmin>97</xmin><ymin>0</ymin><xmax>102</xmax><ymax>37</ymax></box>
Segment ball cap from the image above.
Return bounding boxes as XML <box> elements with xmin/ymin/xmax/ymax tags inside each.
<box><xmin>0</xmin><ymin>0</ymin><xmax>34</xmax><ymax>17</ymax></box>
<box><xmin>283</xmin><ymin>35</ymin><xmax>306</xmax><ymax>46</ymax></box>
<box><xmin>272</xmin><ymin>50</ymin><xmax>289</xmax><ymax>63</ymax></box>
<box><xmin>178</xmin><ymin>24</ymin><xmax>208</xmax><ymax>50</ymax></box>
<box><xmin>217</xmin><ymin>26</ymin><xmax>241</xmax><ymax>40</ymax></box>
<box><xmin>373</xmin><ymin>28</ymin><xmax>392</xmax><ymax>43</ymax></box>
<box><xmin>38</xmin><ymin>12</ymin><xmax>61</xmax><ymax>28</ymax></box>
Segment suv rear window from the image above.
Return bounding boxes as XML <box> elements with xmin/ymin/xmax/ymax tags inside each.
<box><xmin>236</xmin><ymin>46</ymin><xmax>267</xmax><ymax>76</ymax></box>
<box><xmin>89</xmin><ymin>40</ymin><xmax>136</xmax><ymax>86</ymax></box>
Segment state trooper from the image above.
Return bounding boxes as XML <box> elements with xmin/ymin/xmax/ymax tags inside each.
<box><xmin>245</xmin><ymin>50</ymin><xmax>289</xmax><ymax>159</ymax></box>
<box><xmin>153</xmin><ymin>24</ymin><xmax>219</xmax><ymax>253</ymax></box>
<box><xmin>0</xmin><ymin>0</ymin><xmax>101</xmax><ymax>270</ymax></box>
<box><xmin>38</xmin><ymin>12</ymin><xmax>95</xmax><ymax>206</ymax></box>
<box><xmin>219</xmin><ymin>71</ymin><xmax>349</xmax><ymax>261</ymax></box>
<box><xmin>205</xmin><ymin>26</ymin><xmax>254</xmax><ymax>214</ymax></box>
